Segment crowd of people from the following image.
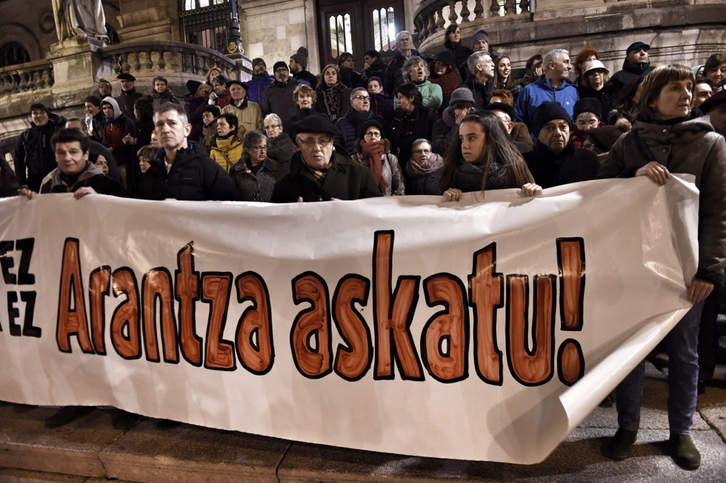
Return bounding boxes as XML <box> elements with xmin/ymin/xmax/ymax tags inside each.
<box><xmin>8</xmin><ymin>26</ymin><xmax>726</xmax><ymax>471</ymax></box>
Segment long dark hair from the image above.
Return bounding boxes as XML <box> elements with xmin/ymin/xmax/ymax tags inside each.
<box><xmin>439</xmin><ymin>111</ymin><xmax>533</xmax><ymax>191</ymax></box>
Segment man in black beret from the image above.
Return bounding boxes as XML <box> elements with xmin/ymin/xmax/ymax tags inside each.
<box><xmin>700</xmin><ymin>89</ymin><xmax>726</xmax><ymax>137</ymax></box>
<box><xmin>523</xmin><ymin>101</ymin><xmax>600</xmax><ymax>188</ymax></box>
<box><xmin>116</xmin><ymin>72</ymin><xmax>143</xmax><ymax>118</ymax></box>
<box><xmin>271</xmin><ymin>116</ymin><xmax>382</xmax><ymax>202</ymax></box>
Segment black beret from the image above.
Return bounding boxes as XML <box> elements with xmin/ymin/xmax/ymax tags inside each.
<box><xmin>117</xmin><ymin>72</ymin><xmax>136</xmax><ymax>81</ymax></box>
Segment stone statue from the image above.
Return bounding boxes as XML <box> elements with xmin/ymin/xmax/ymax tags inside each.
<box><xmin>52</xmin><ymin>0</ymin><xmax>108</xmax><ymax>42</ymax></box>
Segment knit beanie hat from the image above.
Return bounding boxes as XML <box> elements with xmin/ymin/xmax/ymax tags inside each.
<box><xmin>290</xmin><ymin>47</ymin><xmax>309</xmax><ymax>69</ymax></box>
<box><xmin>573</xmin><ymin>98</ymin><xmax>602</xmax><ymax>121</ymax></box>
<box><xmin>434</xmin><ymin>49</ymin><xmax>456</xmax><ymax>68</ymax></box>
<box><xmin>532</xmin><ymin>101</ymin><xmax>571</xmax><ymax>135</ymax></box>
<box><xmin>471</xmin><ymin>30</ymin><xmax>489</xmax><ymax>48</ymax></box>
<box><xmin>252</xmin><ymin>57</ymin><xmax>266</xmax><ymax>67</ymax></box>
<box><xmin>449</xmin><ymin>87</ymin><xmax>475</xmax><ymax>107</ymax></box>
<box><xmin>273</xmin><ymin>61</ymin><xmax>288</xmax><ymax>73</ymax></box>
<box><xmin>186</xmin><ymin>80</ymin><xmax>202</xmax><ymax>95</ymax></box>
<box><xmin>586</xmin><ymin>125</ymin><xmax>627</xmax><ymax>152</ymax></box>
<box><xmin>484</xmin><ymin>102</ymin><xmax>516</xmax><ymax>122</ymax></box>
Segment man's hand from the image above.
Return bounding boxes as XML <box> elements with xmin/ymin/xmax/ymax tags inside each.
<box><xmin>73</xmin><ymin>187</ymin><xmax>97</xmax><ymax>199</ymax></box>
<box><xmin>18</xmin><ymin>188</ymin><xmax>34</xmax><ymax>200</ymax></box>
<box><xmin>688</xmin><ymin>278</ymin><xmax>713</xmax><ymax>305</ymax></box>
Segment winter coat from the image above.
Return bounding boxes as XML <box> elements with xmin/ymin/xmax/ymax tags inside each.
<box><xmin>523</xmin><ymin>142</ymin><xmax>600</xmax><ymax>189</ymax></box>
<box><xmin>405</xmin><ymin>152</ymin><xmax>444</xmax><ymax>195</ymax></box>
<box><xmin>230</xmin><ymin>157</ymin><xmax>280</xmax><ymax>202</ymax></box>
<box><xmin>294</xmin><ymin>70</ymin><xmax>318</xmax><ymax>90</ymax></box>
<box><xmin>267</xmin><ymin>133</ymin><xmax>294</xmax><ymax>174</ymax></box>
<box><xmin>339</xmin><ymin>66</ymin><xmax>361</xmax><ymax>89</ymax></box>
<box><xmin>39</xmin><ymin>162</ymin><xmax>127</xmax><ymax>197</ymax></box>
<box><xmin>389</xmin><ymin>106</ymin><xmax>438</xmax><ymax>173</ymax></box>
<box><xmin>261</xmin><ymin>78</ymin><xmax>303</xmax><ymax>128</ymax></box>
<box><xmin>247</xmin><ymin>73</ymin><xmax>274</xmax><ymax>105</ymax></box>
<box><xmin>151</xmin><ymin>89</ymin><xmax>180</xmax><ymax>106</ymax></box>
<box><xmin>462</xmin><ymin>74</ymin><xmax>492</xmax><ymax>109</ymax></box>
<box><xmin>140</xmin><ymin>143</ymin><xmax>239</xmax><ymax>201</ymax></box>
<box><xmin>270</xmin><ymin>150</ymin><xmax>383</xmax><ymax>203</ymax></box>
<box><xmin>336</xmin><ymin>109</ymin><xmax>384</xmax><ymax>156</ymax></box>
<box><xmin>598</xmin><ymin>115</ymin><xmax>726</xmax><ymax>286</ymax></box>
<box><xmin>315</xmin><ymin>83</ymin><xmax>351</xmax><ymax>123</ymax></box>
<box><xmin>116</xmin><ymin>88</ymin><xmax>143</xmax><ymax>119</ymax></box>
<box><xmin>606</xmin><ymin>60</ymin><xmax>655</xmax><ymax>102</ymax></box>
<box><xmin>444</xmin><ymin>40</ymin><xmax>473</xmax><ymax>74</ymax></box>
<box><xmin>352</xmin><ymin>139</ymin><xmax>405</xmax><ymax>196</ymax></box>
<box><xmin>515</xmin><ymin>78</ymin><xmax>579</xmax><ymax>129</ymax></box>
<box><xmin>221</xmin><ymin>99</ymin><xmax>264</xmax><ymax>137</ymax></box>
<box><xmin>185</xmin><ymin>94</ymin><xmax>209</xmax><ymax>142</ymax></box>
<box><xmin>209</xmin><ymin>135</ymin><xmax>243</xmax><ymax>173</ymax></box>
<box><xmin>101</xmin><ymin>97</ymin><xmax>137</xmax><ymax>167</ymax></box>
<box><xmin>431</xmin><ymin>107</ymin><xmax>457</xmax><ymax>156</ymax></box>
<box><xmin>361</xmin><ymin>58</ymin><xmax>387</xmax><ymax>87</ymax></box>
<box><xmin>13</xmin><ymin>114</ymin><xmax>65</xmax><ymax>191</ymax></box>
<box><xmin>428</xmin><ymin>67</ymin><xmax>462</xmax><ymax>113</ymax></box>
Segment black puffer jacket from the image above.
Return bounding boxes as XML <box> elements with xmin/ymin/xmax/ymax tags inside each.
<box><xmin>140</xmin><ymin>143</ymin><xmax>239</xmax><ymax>201</ymax></box>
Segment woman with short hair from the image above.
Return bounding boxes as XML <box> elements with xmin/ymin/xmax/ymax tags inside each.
<box><xmin>209</xmin><ymin>113</ymin><xmax>243</xmax><ymax>172</ymax></box>
<box><xmin>231</xmin><ymin>130</ymin><xmax>280</xmax><ymax>201</ymax></box>
<box><xmin>352</xmin><ymin>119</ymin><xmax>404</xmax><ymax>196</ymax></box>
<box><xmin>400</xmin><ymin>56</ymin><xmax>443</xmax><ymax>111</ymax></box>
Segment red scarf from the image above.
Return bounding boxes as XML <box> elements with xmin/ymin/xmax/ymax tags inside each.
<box><xmin>360</xmin><ymin>139</ymin><xmax>387</xmax><ymax>193</ymax></box>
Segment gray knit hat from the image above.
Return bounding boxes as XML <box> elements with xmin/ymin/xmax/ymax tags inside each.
<box><xmin>449</xmin><ymin>87</ymin><xmax>475</xmax><ymax>107</ymax></box>
<box><xmin>290</xmin><ymin>47</ymin><xmax>309</xmax><ymax>69</ymax></box>
<box><xmin>471</xmin><ymin>30</ymin><xmax>489</xmax><ymax>48</ymax></box>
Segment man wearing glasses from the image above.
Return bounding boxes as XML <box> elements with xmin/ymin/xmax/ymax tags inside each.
<box><xmin>271</xmin><ymin>116</ymin><xmax>382</xmax><ymax>202</ymax></box>
<box><xmin>336</xmin><ymin>87</ymin><xmax>384</xmax><ymax>155</ymax></box>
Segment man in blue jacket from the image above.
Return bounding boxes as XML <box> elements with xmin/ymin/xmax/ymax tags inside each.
<box><xmin>247</xmin><ymin>58</ymin><xmax>274</xmax><ymax>105</ymax></box>
<box><xmin>515</xmin><ymin>49</ymin><xmax>579</xmax><ymax>134</ymax></box>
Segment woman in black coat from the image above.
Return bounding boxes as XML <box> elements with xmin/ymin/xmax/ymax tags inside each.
<box><xmin>389</xmin><ymin>82</ymin><xmax>438</xmax><ymax>175</ymax></box>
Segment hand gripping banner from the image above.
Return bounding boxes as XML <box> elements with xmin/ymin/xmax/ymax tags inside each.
<box><xmin>0</xmin><ymin>176</ymin><xmax>698</xmax><ymax>464</ymax></box>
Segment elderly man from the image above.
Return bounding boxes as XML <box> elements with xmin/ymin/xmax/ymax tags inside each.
<box><xmin>221</xmin><ymin>80</ymin><xmax>264</xmax><ymax>137</ymax></box>
<box><xmin>515</xmin><ymin>49</ymin><xmax>579</xmax><ymax>132</ymax></box>
<box><xmin>462</xmin><ymin>51</ymin><xmax>495</xmax><ymax>108</ymax></box>
<box><xmin>271</xmin><ymin>116</ymin><xmax>381</xmax><ymax>202</ymax></box>
<box><xmin>700</xmin><ymin>89</ymin><xmax>726</xmax><ymax>137</ymax></box>
<box><xmin>23</xmin><ymin>128</ymin><xmax>126</xmax><ymax>197</ymax></box>
<box><xmin>336</xmin><ymin>87</ymin><xmax>384</xmax><ymax>154</ymax></box>
<box><xmin>523</xmin><ymin>101</ymin><xmax>600</xmax><ymax>188</ymax></box>
<box><xmin>139</xmin><ymin>103</ymin><xmax>239</xmax><ymax>201</ymax></box>
<box><xmin>385</xmin><ymin>31</ymin><xmax>420</xmax><ymax>95</ymax></box>
<box><xmin>607</xmin><ymin>41</ymin><xmax>655</xmax><ymax>102</ymax></box>
<box><xmin>14</xmin><ymin>103</ymin><xmax>66</xmax><ymax>192</ymax></box>
<box><xmin>115</xmin><ymin>72</ymin><xmax>143</xmax><ymax>118</ymax></box>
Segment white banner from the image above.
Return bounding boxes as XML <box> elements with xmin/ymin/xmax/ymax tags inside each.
<box><xmin>0</xmin><ymin>176</ymin><xmax>698</xmax><ymax>464</ymax></box>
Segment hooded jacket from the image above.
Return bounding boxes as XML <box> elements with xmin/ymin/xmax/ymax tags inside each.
<box><xmin>101</xmin><ymin>96</ymin><xmax>137</xmax><ymax>166</ymax></box>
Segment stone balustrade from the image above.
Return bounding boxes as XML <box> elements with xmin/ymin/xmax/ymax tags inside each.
<box><xmin>100</xmin><ymin>40</ymin><xmax>241</xmax><ymax>81</ymax></box>
<box><xmin>414</xmin><ymin>0</ymin><xmax>531</xmax><ymax>45</ymax></box>
<box><xmin>0</xmin><ymin>60</ymin><xmax>54</xmax><ymax>97</ymax></box>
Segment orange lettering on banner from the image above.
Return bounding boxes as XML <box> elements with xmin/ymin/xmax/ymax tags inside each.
<box><xmin>175</xmin><ymin>243</ymin><xmax>202</xmax><ymax>366</ymax></box>
<box><xmin>291</xmin><ymin>272</ymin><xmax>332</xmax><ymax>378</ymax></box>
<box><xmin>56</xmin><ymin>238</ymin><xmax>94</xmax><ymax>353</ymax></box>
<box><xmin>89</xmin><ymin>266</ymin><xmax>111</xmax><ymax>355</ymax></box>
<box><xmin>332</xmin><ymin>275</ymin><xmax>372</xmax><ymax>381</ymax></box>
<box><xmin>235</xmin><ymin>272</ymin><xmax>274</xmax><ymax>374</ymax></box>
<box><xmin>506</xmin><ymin>275</ymin><xmax>556</xmax><ymax>385</ymax></box>
<box><xmin>110</xmin><ymin>268</ymin><xmax>141</xmax><ymax>359</ymax></box>
<box><xmin>373</xmin><ymin>231</ymin><xmax>423</xmax><ymax>380</ymax></box>
<box><xmin>557</xmin><ymin>238</ymin><xmax>586</xmax><ymax>385</ymax></box>
<box><xmin>469</xmin><ymin>244</ymin><xmax>504</xmax><ymax>385</ymax></box>
<box><xmin>202</xmin><ymin>273</ymin><xmax>235</xmax><ymax>370</ymax></box>
<box><xmin>421</xmin><ymin>274</ymin><xmax>468</xmax><ymax>382</ymax></box>
<box><xmin>142</xmin><ymin>269</ymin><xmax>179</xmax><ymax>363</ymax></box>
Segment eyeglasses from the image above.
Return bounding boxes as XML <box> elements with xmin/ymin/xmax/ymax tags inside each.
<box><xmin>264</xmin><ymin>124</ymin><xmax>281</xmax><ymax>130</ymax></box>
<box><xmin>249</xmin><ymin>145</ymin><xmax>268</xmax><ymax>151</ymax></box>
<box><xmin>297</xmin><ymin>137</ymin><xmax>333</xmax><ymax>148</ymax></box>
<box><xmin>353</xmin><ymin>95</ymin><xmax>370</xmax><ymax>101</ymax></box>
<box><xmin>364</xmin><ymin>131</ymin><xmax>381</xmax><ymax>138</ymax></box>
<box><xmin>412</xmin><ymin>149</ymin><xmax>431</xmax><ymax>155</ymax></box>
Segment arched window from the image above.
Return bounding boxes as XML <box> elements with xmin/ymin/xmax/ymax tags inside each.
<box><xmin>180</xmin><ymin>0</ymin><xmax>231</xmax><ymax>53</ymax></box>
<box><xmin>0</xmin><ymin>42</ymin><xmax>31</xmax><ymax>68</ymax></box>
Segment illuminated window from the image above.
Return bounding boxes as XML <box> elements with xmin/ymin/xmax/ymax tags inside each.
<box><xmin>371</xmin><ymin>7</ymin><xmax>396</xmax><ymax>53</ymax></box>
<box><xmin>180</xmin><ymin>0</ymin><xmax>230</xmax><ymax>53</ymax></box>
